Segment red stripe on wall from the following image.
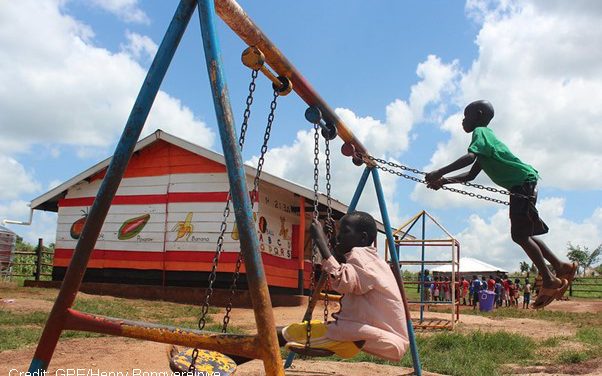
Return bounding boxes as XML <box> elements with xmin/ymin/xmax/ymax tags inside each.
<box><xmin>57</xmin><ymin>192</ymin><xmax>245</xmax><ymax>207</ymax></box>
<box><xmin>59</xmin><ymin>194</ymin><xmax>168</xmax><ymax>207</ymax></box>
<box><xmin>167</xmin><ymin>192</ymin><xmax>229</xmax><ymax>202</ymax></box>
<box><xmin>54</xmin><ymin>248</ymin><xmax>311</xmax><ymax>270</ymax></box>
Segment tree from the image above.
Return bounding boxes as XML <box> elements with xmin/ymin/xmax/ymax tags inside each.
<box><xmin>519</xmin><ymin>261</ymin><xmax>530</xmax><ymax>274</ymax></box>
<box><xmin>567</xmin><ymin>243</ymin><xmax>601</xmax><ymax>275</ymax></box>
<box><xmin>584</xmin><ymin>244</ymin><xmax>601</xmax><ymax>274</ymax></box>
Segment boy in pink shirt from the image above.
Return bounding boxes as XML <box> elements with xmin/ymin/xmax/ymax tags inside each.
<box><xmin>282</xmin><ymin>211</ymin><xmax>410</xmax><ymax>361</ymax></box>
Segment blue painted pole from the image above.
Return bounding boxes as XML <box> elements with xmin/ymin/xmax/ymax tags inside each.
<box><xmin>371</xmin><ymin>168</ymin><xmax>422</xmax><ymax>376</ymax></box>
<box><xmin>420</xmin><ymin>212</ymin><xmax>426</xmax><ymax>322</ymax></box>
<box><xmin>27</xmin><ymin>1</ymin><xmax>196</xmax><ymax>373</ymax></box>
<box><xmin>196</xmin><ymin>1</ymin><xmax>283</xmax><ymax>374</ymax></box>
<box><xmin>348</xmin><ymin>166</ymin><xmax>372</xmax><ymax>213</ymax></box>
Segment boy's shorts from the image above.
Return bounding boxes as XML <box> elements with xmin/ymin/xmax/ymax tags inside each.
<box><xmin>509</xmin><ymin>181</ymin><xmax>549</xmax><ymax>238</ymax></box>
<box><xmin>282</xmin><ymin>320</ymin><xmax>362</xmax><ymax>358</ymax></box>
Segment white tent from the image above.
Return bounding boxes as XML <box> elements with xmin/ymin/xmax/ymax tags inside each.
<box><xmin>431</xmin><ymin>257</ymin><xmax>508</xmax><ymax>275</ymax></box>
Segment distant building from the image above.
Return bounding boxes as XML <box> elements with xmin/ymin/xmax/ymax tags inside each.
<box><xmin>431</xmin><ymin>257</ymin><xmax>508</xmax><ymax>277</ymax></box>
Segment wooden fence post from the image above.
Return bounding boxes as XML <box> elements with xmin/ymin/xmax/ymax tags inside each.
<box><xmin>35</xmin><ymin>238</ymin><xmax>43</xmax><ymax>282</ymax></box>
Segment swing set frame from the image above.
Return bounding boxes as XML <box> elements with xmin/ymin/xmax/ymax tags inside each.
<box><xmin>27</xmin><ymin>1</ymin><xmax>421</xmax><ymax>375</ymax></box>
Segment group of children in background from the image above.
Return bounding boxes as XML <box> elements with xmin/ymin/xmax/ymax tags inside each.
<box><xmin>420</xmin><ymin>270</ymin><xmax>539</xmax><ymax>310</ymax></box>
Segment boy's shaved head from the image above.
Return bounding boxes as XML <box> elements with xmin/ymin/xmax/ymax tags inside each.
<box><xmin>464</xmin><ymin>100</ymin><xmax>495</xmax><ymax>126</ymax></box>
<box><xmin>344</xmin><ymin>211</ymin><xmax>377</xmax><ymax>244</ymax></box>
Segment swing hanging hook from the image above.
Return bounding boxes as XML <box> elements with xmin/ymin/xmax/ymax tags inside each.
<box><xmin>242</xmin><ymin>46</ymin><xmax>293</xmax><ymax>95</ymax></box>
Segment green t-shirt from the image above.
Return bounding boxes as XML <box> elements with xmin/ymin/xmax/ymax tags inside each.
<box><xmin>468</xmin><ymin>127</ymin><xmax>539</xmax><ymax>190</ymax></box>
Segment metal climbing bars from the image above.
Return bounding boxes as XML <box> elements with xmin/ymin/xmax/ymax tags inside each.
<box><xmin>387</xmin><ymin>210</ymin><xmax>461</xmax><ymax>330</ymax></box>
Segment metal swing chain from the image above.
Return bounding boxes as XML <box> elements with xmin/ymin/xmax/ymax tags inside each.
<box><xmin>189</xmin><ymin>70</ymin><xmax>259</xmax><ymax>374</ymax></box>
<box><xmin>222</xmin><ymin>89</ymin><xmax>280</xmax><ymax>333</ymax></box>
<box><xmin>361</xmin><ymin>154</ymin><xmax>533</xmax><ymax>205</ymax></box>
<box><xmin>196</xmin><ymin>69</ymin><xmax>258</xmax><ymax>335</ymax></box>
<box><xmin>323</xmin><ymin>138</ymin><xmax>333</xmax><ymax>323</ymax></box>
<box><xmin>305</xmin><ymin>123</ymin><xmax>321</xmax><ymax>353</ymax></box>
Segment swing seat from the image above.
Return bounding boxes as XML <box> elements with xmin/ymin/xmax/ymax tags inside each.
<box><xmin>286</xmin><ymin>344</ymin><xmax>335</xmax><ymax>357</ymax></box>
<box><xmin>168</xmin><ymin>347</ymin><xmax>237</xmax><ymax>375</ymax></box>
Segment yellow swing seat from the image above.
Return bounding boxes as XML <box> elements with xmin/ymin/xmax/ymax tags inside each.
<box><xmin>169</xmin><ymin>347</ymin><xmax>237</xmax><ymax>375</ymax></box>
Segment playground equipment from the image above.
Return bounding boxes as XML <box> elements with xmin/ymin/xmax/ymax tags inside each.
<box><xmin>27</xmin><ymin>1</ymin><xmax>422</xmax><ymax>375</ymax></box>
<box><xmin>387</xmin><ymin>210</ymin><xmax>460</xmax><ymax>330</ymax></box>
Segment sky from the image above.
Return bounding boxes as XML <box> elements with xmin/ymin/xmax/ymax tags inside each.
<box><xmin>1</xmin><ymin>0</ymin><xmax>601</xmax><ymax>272</ymax></box>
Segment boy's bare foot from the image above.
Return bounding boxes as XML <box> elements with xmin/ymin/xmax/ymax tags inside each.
<box><xmin>555</xmin><ymin>262</ymin><xmax>577</xmax><ymax>300</ymax></box>
<box><xmin>532</xmin><ymin>278</ymin><xmax>568</xmax><ymax>309</ymax></box>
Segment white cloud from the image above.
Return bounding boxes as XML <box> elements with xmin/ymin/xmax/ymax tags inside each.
<box><xmin>0</xmin><ymin>156</ymin><xmax>41</xmax><ymax>200</ymax></box>
<box><xmin>247</xmin><ymin>55</ymin><xmax>459</xmax><ymax>225</ymax></box>
<box><xmin>90</xmin><ymin>0</ymin><xmax>149</xmax><ymax>24</ymax></box>
<box><xmin>414</xmin><ymin>0</ymin><xmax>602</xmax><ymax>209</ymax></box>
<box><xmin>120</xmin><ymin>30</ymin><xmax>158</xmax><ymax>62</ymax></box>
<box><xmin>409</xmin><ymin>55</ymin><xmax>459</xmax><ymax>123</ymax></box>
<box><xmin>455</xmin><ymin>198</ymin><xmax>602</xmax><ymax>272</ymax></box>
<box><xmin>0</xmin><ymin>0</ymin><xmax>214</xmax><ymax>155</ymax></box>
<box><xmin>429</xmin><ymin>0</ymin><xmax>602</xmax><ymax>192</ymax></box>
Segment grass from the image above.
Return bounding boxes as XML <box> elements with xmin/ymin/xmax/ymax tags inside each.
<box><xmin>303</xmin><ymin>330</ymin><xmax>536</xmax><ymax>376</ymax></box>
<box><xmin>570</xmin><ymin>277</ymin><xmax>602</xmax><ymax>299</ymax></box>
<box><xmin>0</xmin><ymin>288</ymin><xmax>232</xmax><ymax>351</ymax></box>
<box><xmin>557</xmin><ymin>350</ymin><xmax>589</xmax><ymax>364</ymax></box>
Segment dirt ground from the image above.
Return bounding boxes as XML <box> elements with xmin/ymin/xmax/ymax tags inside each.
<box><xmin>1</xmin><ymin>289</ymin><xmax>601</xmax><ymax>376</ymax></box>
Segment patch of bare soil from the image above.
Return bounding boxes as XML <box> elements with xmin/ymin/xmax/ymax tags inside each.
<box><xmin>1</xmin><ymin>297</ymin><xmax>55</xmax><ymax>313</ymax></box>
<box><xmin>0</xmin><ymin>337</ymin><xmax>438</xmax><ymax>376</ymax></box>
<box><xmin>505</xmin><ymin>357</ymin><xmax>602</xmax><ymax>376</ymax></box>
<box><xmin>545</xmin><ymin>299</ymin><xmax>602</xmax><ymax>313</ymax></box>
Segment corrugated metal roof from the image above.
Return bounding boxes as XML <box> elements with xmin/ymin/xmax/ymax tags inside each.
<box><xmin>0</xmin><ymin>225</ymin><xmax>16</xmax><ymax>235</ymax></box>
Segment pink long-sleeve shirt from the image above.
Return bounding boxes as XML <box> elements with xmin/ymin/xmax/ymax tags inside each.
<box><xmin>322</xmin><ymin>246</ymin><xmax>409</xmax><ymax>361</ymax></box>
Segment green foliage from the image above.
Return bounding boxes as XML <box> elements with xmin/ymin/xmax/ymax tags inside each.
<box><xmin>519</xmin><ymin>261</ymin><xmax>530</xmax><ymax>274</ymax></box>
<box><xmin>567</xmin><ymin>242</ymin><xmax>602</xmax><ymax>275</ymax></box>
<box><xmin>12</xmin><ymin>237</ymin><xmax>54</xmax><ymax>280</ymax></box>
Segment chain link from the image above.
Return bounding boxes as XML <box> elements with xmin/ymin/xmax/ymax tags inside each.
<box><xmin>187</xmin><ymin>348</ymin><xmax>199</xmax><ymax>374</ymax></box>
<box><xmin>322</xmin><ymin>138</ymin><xmax>333</xmax><ymax>323</ymax></box>
<box><xmin>361</xmin><ymin>154</ymin><xmax>535</xmax><ymax>205</ymax></box>
<box><xmin>305</xmin><ymin>123</ymin><xmax>321</xmax><ymax>352</ymax></box>
<box><xmin>222</xmin><ymin>88</ymin><xmax>279</xmax><ymax>333</ymax></box>
<box><xmin>197</xmin><ymin>69</ymin><xmax>258</xmax><ymax>332</ymax></box>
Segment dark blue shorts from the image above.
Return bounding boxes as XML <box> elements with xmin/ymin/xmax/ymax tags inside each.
<box><xmin>509</xmin><ymin>181</ymin><xmax>548</xmax><ymax>238</ymax></box>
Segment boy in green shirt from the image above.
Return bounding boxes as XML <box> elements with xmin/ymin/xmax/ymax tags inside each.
<box><xmin>424</xmin><ymin>100</ymin><xmax>577</xmax><ymax>309</ymax></box>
